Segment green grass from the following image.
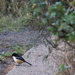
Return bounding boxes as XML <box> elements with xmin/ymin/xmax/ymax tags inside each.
<box><xmin>0</xmin><ymin>56</ymin><xmax>5</xmax><ymax>61</ymax></box>
<box><xmin>11</xmin><ymin>44</ymin><xmax>26</xmax><ymax>54</ymax></box>
<box><xmin>0</xmin><ymin>44</ymin><xmax>26</xmax><ymax>61</ymax></box>
<box><xmin>0</xmin><ymin>15</ymin><xmax>25</xmax><ymax>32</ymax></box>
<box><xmin>0</xmin><ymin>52</ymin><xmax>14</xmax><ymax>57</ymax></box>
<box><xmin>0</xmin><ymin>44</ymin><xmax>35</xmax><ymax>61</ymax></box>
<box><xmin>11</xmin><ymin>44</ymin><xmax>35</xmax><ymax>54</ymax></box>
<box><xmin>0</xmin><ymin>9</ymin><xmax>32</xmax><ymax>32</ymax></box>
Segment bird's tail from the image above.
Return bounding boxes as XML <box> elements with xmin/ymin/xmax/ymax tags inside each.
<box><xmin>25</xmin><ymin>61</ymin><xmax>32</xmax><ymax>66</ymax></box>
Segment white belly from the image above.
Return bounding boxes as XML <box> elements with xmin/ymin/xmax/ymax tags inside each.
<box><xmin>13</xmin><ymin>56</ymin><xmax>17</xmax><ymax>62</ymax></box>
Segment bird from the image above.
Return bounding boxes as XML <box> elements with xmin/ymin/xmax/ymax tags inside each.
<box><xmin>12</xmin><ymin>53</ymin><xmax>32</xmax><ymax>66</ymax></box>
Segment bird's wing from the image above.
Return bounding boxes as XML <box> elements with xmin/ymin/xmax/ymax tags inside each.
<box><xmin>16</xmin><ymin>56</ymin><xmax>25</xmax><ymax>62</ymax></box>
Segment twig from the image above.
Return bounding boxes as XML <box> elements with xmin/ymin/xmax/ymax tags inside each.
<box><xmin>45</xmin><ymin>39</ymin><xmax>57</xmax><ymax>48</ymax></box>
<box><xmin>65</xmin><ymin>6</ymin><xmax>71</xmax><ymax>15</ymax></box>
<box><xmin>63</xmin><ymin>40</ymin><xmax>75</xmax><ymax>49</ymax></box>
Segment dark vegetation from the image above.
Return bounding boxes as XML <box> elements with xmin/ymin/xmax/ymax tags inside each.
<box><xmin>0</xmin><ymin>0</ymin><xmax>75</xmax><ymax>75</ymax></box>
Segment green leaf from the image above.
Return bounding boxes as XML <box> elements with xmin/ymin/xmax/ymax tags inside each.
<box><xmin>50</xmin><ymin>12</ymin><xmax>56</xmax><ymax>17</ymax></box>
<box><xmin>61</xmin><ymin>64</ymin><xmax>65</xmax><ymax>70</ymax></box>
<box><xmin>59</xmin><ymin>64</ymin><xmax>70</xmax><ymax>72</ymax></box>
<box><xmin>41</xmin><ymin>18</ymin><xmax>47</xmax><ymax>24</ymax></box>
<box><xmin>70</xmin><ymin>1</ymin><xmax>75</xmax><ymax>6</ymax></box>
<box><xmin>39</xmin><ymin>2</ymin><xmax>46</xmax><ymax>5</ymax></box>
<box><xmin>59</xmin><ymin>22</ymin><xmax>67</xmax><ymax>30</ymax></box>
<box><xmin>67</xmin><ymin>32</ymin><xmax>75</xmax><ymax>42</ymax></box>
<box><xmin>30</xmin><ymin>0</ymin><xmax>36</xmax><ymax>3</ymax></box>
<box><xmin>59</xmin><ymin>64</ymin><xmax>65</xmax><ymax>72</ymax></box>
<box><xmin>34</xmin><ymin>8</ymin><xmax>41</xmax><ymax>12</ymax></box>
<box><xmin>47</xmin><ymin>27</ymin><xmax>52</xmax><ymax>31</ymax></box>
<box><xmin>33</xmin><ymin>8</ymin><xmax>41</xmax><ymax>15</ymax></box>
<box><xmin>38</xmin><ymin>2</ymin><xmax>46</xmax><ymax>7</ymax></box>
<box><xmin>56</xmin><ymin>2</ymin><xmax>62</xmax><ymax>5</ymax></box>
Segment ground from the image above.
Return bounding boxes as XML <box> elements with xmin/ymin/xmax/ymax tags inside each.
<box><xmin>7</xmin><ymin>45</ymin><xmax>64</xmax><ymax>75</ymax></box>
<box><xmin>0</xmin><ymin>27</ymin><xmax>44</xmax><ymax>75</ymax></box>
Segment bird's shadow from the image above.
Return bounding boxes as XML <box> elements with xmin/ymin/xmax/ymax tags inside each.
<box><xmin>16</xmin><ymin>63</ymin><xmax>32</xmax><ymax>67</ymax></box>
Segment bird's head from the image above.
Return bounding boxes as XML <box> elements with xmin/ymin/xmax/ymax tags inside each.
<box><xmin>12</xmin><ymin>53</ymin><xmax>19</xmax><ymax>56</ymax></box>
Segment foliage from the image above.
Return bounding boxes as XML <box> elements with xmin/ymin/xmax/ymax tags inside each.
<box><xmin>0</xmin><ymin>0</ymin><xmax>32</xmax><ymax>32</ymax></box>
<box><xmin>0</xmin><ymin>44</ymin><xmax>26</xmax><ymax>58</ymax></box>
<box><xmin>26</xmin><ymin>0</ymin><xmax>75</xmax><ymax>42</ymax></box>
<box><xmin>58</xmin><ymin>64</ymin><xmax>70</xmax><ymax>72</ymax></box>
<box><xmin>0</xmin><ymin>0</ymin><xmax>6</xmax><ymax>15</ymax></box>
<box><xmin>0</xmin><ymin>52</ymin><xmax>14</xmax><ymax>57</ymax></box>
<box><xmin>0</xmin><ymin>0</ymin><xmax>75</xmax><ymax>42</ymax></box>
<box><xmin>0</xmin><ymin>56</ymin><xmax>5</xmax><ymax>61</ymax></box>
<box><xmin>0</xmin><ymin>13</ymin><xmax>31</xmax><ymax>32</ymax></box>
<box><xmin>57</xmin><ymin>64</ymin><xmax>70</xmax><ymax>75</ymax></box>
<box><xmin>0</xmin><ymin>1</ymin><xmax>74</xmax><ymax>74</ymax></box>
<box><xmin>0</xmin><ymin>43</ymin><xmax>34</xmax><ymax>61</ymax></box>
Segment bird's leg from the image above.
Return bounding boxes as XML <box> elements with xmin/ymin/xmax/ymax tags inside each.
<box><xmin>15</xmin><ymin>63</ymin><xmax>20</xmax><ymax>66</ymax></box>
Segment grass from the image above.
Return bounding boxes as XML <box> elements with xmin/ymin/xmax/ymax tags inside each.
<box><xmin>0</xmin><ymin>52</ymin><xmax>14</xmax><ymax>57</ymax></box>
<box><xmin>11</xmin><ymin>44</ymin><xmax>26</xmax><ymax>54</ymax></box>
<box><xmin>0</xmin><ymin>56</ymin><xmax>5</xmax><ymax>61</ymax></box>
<box><xmin>0</xmin><ymin>8</ymin><xmax>32</xmax><ymax>32</ymax></box>
<box><xmin>0</xmin><ymin>44</ymin><xmax>26</xmax><ymax>57</ymax></box>
<box><xmin>0</xmin><ymin>44</ymin><xmax>35</xmax><ymax>61</ymax></box>
<box><xmin>0</xmin><ymin>15</ymin><xmax>25</xmax><ymax>32</ymax></box>
<box><xmin>0</xmin><ymin>7</ymin><xmax>35</xmax><ymax>60</ymax></box>
<box><xmin>11</xmin><ymin>44</ymin><xmax>36</xmax><ymax>54</ymax></box>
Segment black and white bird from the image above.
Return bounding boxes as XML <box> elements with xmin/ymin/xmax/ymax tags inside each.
<box><xmin>12</xmin><ymin>53</ymin><xmax>32</xmax><ymax>66</ymax></box>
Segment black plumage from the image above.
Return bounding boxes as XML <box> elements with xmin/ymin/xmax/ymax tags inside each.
<box><xmin>12</xmin><ymin>53</ymin><xmax>32</xmax><ymax>66</ymax></box>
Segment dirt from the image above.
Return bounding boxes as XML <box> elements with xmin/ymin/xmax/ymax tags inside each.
<box><xmin>0</xmin><ymin>27</ymin><xmax>44</xmax><ymax>75</ymax></box>
<box><xmin>0</xmin><ymin>57</ymin><xmax>14</xmax><ymax>75</ymax></box>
